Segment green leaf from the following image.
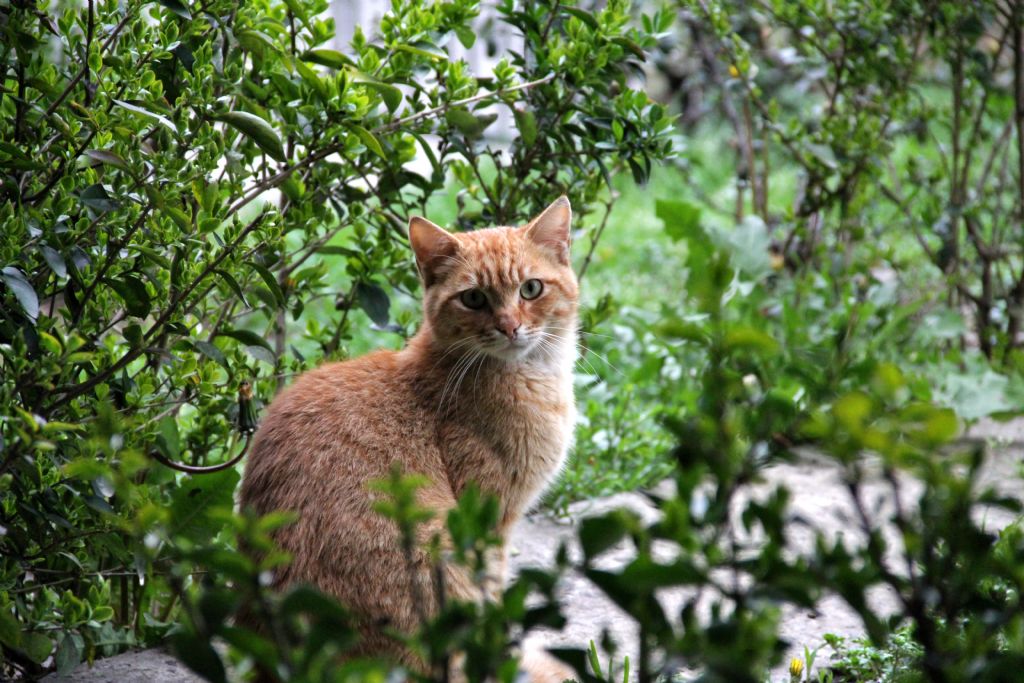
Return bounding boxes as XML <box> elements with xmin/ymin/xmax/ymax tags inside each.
<box><xmin>281</xmin><ymin>0</ymin><xmax>309</xmax><ymax>26</ymax></box>
<box><xmin>919</xmin><ymin>408</ymin><xmax>958</xmax><ymax>446</ymax></box>
<box><xmin>193</xmin><ymin>340</ymin><xmax>228</xmax><ymax>369</ymax></box>
<box><xmin>107</xmin><ymin>275</ymin><xmax>152</xmax><ymax>318</ymax></box>
<box><xmin>79</xmin><ymin>184</ymin><xmax>120</xmax><ymax>212</ymax></box>
<box><xmin>91</xmin><ymin>606</ymin><xmax>114</xmax><ymax>622</ymax></box>
<box><xmin>2</xmin><ymin>266</ymin><xmax>39</xmax><ymax>322</ymax></box>
<box><xmin>455</xmin><ymin>26</ymin><xmax>476</xmax><ymax>49</ymax></box>
<box><xmin>169</xmin><ymin>469</ymin><xmax>240</xmax><ymax>542</ymax></box>
<box><xmin>353</xmin><ymin>124</ymin><xmax>385</xmax><ymax>158</ymax></box>
<box><xmin>0</xmin><ymin>609</ymin><xmax>19</xmax><ymax>648</ymax></box>
<box><xmin>562</xmin><ymin>6</ymin><xmax>599</xmax><ymax>29</ymax></box>
<box><xmin>655</xmin><ymin>199</ymin><xmax>702</xmax><ymax>243</ymax></box>
<box><xmin>215</xmin><ymin>269</ymin><xmax>249</xmax><ymax>307</ymax></box>
<box><xmin>157</xmin><ymin>415</ymin><xmax>181</xmax><ymax>459</ymax></box>
<box><xmin>612</xmin><ymin>36</ymin><xmax>647</xmax><ymax>61</ymax></box>
<box><xmin>722</xmin><ymin>327</ymin><xmax>779</xmax><ymax>355</ymax></box>
<box><xmin>251</xmin><ymin>263</ymin><xmax>285</xmax><ymax>307</ymax></box>
<box><xmin>394</xmin><ymin>43</ymin><xmax>446</xmax><ymax>61</ymax></box>
<box><xmin>445</xmin><ymin>107</ymin><xmax>497</xmax><ymax>139</ymax></box>
<box><xmin>123</xmin><ymin>323</ymin><xmax>143</xmax><ymax>347</ymax></box>
<box><xmin>281</xmin><ymin>175</ymin><xmax>305</xmax><ymax>201</ymax></box>
<box><xmin>165</xmin><ymin>206</ymin><xmax>191</xmax><ymax>232</ymax></box>
<box><xmin>55</xmin><ymin>633</ymin><xmax>81</xmax><ymax>675</ymax></box>
<box><xmin>155</xmin><ymin>0</ymin><xmax>191</xmax><ymax>20</ymax></box>
<box><xmin>513</xmin><ymin>109</ymin><xmax>537</xmax><ymax>147</ymax></box>
<box><xmin>113</xmin><ymin>99</ymin><xmax>178</xmax><ymax>136</ymax></box>
<box><xmin>356</xmin><ymin>282</ymin><xmax>390</xmax><ymax>327</ymax></box>
<box><xmin>348</xmin><ymin>70</ymin><xmax>402</xmax><ymax>113</ymax></box>
<box><xmin>22</xmin><ymin>631</ymin><xmax>53</xmax><ymax>663</ymax></box>
<box><xmin>216</xmin><ymin>328</ymin><xmax>274</xmax><ymax>353</ymax></box>
<box><xmin>579</xmin><ymin>511</ymin><xmax>633</xmax><ymax>561</ymax></box>
<box><xmin>280</xmin><ymin>585</ymin><xmax>350</xmax><ymax>623</ymax></box>
<box><xmin>235</xmin><ymin>29</ymin><xmax>275</xmax><ymax>55</ymax></box>
<box><xmin>726</xmin><ymin>216</ymin><xmax>772</xmax><ymax>278</ymax></box>
<box><xmin>85</xmin><ymin>149</ymin><xmax>129</xmax><ymax>171</ymax></box>
<box><xmin>833</xmin><ymin>392</ymin><xmax>873</xmax><ymax>432</ymax></box>
<box><xmin>171</xmin><ymin>631</ymin><xmax>226</xmax><ymax>683</ymax></box>
<box><xmin>300</xmin><ymin>49</ymin><xmax>354</xmax><ymax>69</ymax></box>
<box><xmin>214</xmin><ymin>111</ymin><xmax>286</xmax><ymax>162</ymax></box>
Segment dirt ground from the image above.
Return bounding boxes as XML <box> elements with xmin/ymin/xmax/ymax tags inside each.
<box><xmin>44</xmin><ymin>419</ymin><xmax>1024</xmax><ymax>682</ymax></box>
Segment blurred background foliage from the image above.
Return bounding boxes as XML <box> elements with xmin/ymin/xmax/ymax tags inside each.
<box><xmin>2</xmin><ymin>0</ymin><xmax>1024</xmax><ymax>680</ymax></box>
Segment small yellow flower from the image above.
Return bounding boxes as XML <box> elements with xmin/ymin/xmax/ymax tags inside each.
<box><xmin>728</xmin><ymin>64</ymin><xmax>740</xmax><ymax>78</ymax></box>
<box><xmin>789</xmin><ymin>657</ymin><xmax>804</xmax><ymax>680</ymax></box>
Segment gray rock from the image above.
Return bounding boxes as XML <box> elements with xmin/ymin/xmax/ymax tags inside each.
<box><xmin>42</xmin><ymin>647</ymin><xmax>205</xmax><ymax>683</ymax></box>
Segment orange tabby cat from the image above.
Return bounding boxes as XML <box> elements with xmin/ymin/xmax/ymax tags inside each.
<box><xmin>238</xmin><ymin>197</ymin><xmax>578</xmax><ymax>681</ymax></box>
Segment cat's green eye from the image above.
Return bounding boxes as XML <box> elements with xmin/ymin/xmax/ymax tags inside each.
<box><xmin>460</xmin><ymin>288</ymin><xmax>488</xmax><ymax>310</ymax></box>
<box><xmin>520</xmin><ymin>279</ymin><xmax>544</xmax><ymax>300</ymax></box>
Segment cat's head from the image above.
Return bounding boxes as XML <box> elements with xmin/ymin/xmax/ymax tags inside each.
<box><xmin>408</xmin><ymin>196</ymin><xmax>579</xmax><ymax>363</ymax></box>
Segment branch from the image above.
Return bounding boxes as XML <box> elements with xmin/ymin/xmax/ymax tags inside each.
<box><xmin>42</xmin><ymin>11</ymin><xmax>131</xmax><ymax>117</ymax></box>
<box><xmin>51</xmin><ymin>210</ymin><xmax>271</xmax><ymax>406</ymax></box>
<box><xmin>576</xmin><ymin>197</ymin><xmax>615</xmax><ymax>282</ymax></box>
<box><xmin>376</xmin><ymin>72</ymin><xmax>556</xmax><ymax>133</ymax></box>
<box><xmin>226</xmin><ymin>73</ymin><xmax>558</xmax><ymax>219</ymax></box>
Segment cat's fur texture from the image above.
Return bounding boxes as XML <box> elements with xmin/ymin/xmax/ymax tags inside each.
<box><xmin>238</xmin><ymin>197</ymin><xmax>578</xmax><ymax>681</ymax></box>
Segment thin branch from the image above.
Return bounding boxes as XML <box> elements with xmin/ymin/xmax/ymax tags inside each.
<box><xmin>42</xmin><ymin>11</ymin><xmax>132</xmax><ymax>117</ymax></box>
<box><xmin>576</xmin><ymin>198</ymin><xmax>615</xmax><ymax>282</ymax></box>
<box><xmin>377</xmin><ymin>73</ymin><xmax>556</xmax><ymax>133</ymax></box>
<box><xmin>51</xmin><ymin>211</ymin><xmax>271</xmax><ymax>406</ymax></box>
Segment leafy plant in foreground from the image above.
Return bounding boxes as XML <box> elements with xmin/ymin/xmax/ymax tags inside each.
<box><xmin>0</xmin><ymin>0</ymin><xmax>672</xmax><ymax>675</ymax></box>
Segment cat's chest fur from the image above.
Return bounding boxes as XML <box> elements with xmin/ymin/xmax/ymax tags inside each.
<box><xmin>439</xmin><ymin>361</ymin><xmax>575</xmax><ymax>531</ymax></box>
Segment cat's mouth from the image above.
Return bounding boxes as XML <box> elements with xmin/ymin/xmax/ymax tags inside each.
<box><xmin>479</xmin><ymin>332</ymin><xmax>537</xmax><ymax>361</ymax></box>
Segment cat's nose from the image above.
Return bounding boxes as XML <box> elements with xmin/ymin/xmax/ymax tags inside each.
<box><xmin>494</xmin><ymin>316</ymin><xmax>520</xmax><ymax>339</ymax></box>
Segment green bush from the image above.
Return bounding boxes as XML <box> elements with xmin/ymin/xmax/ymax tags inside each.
<box><xmin>5</xmin><ymin>0</ymin><xmax>1024</xmax><ymax>680</ymax></box>
<box><xmin>663</xmin><ymin>0</ymin><xmax>1024</xmax><ymax>374</ymax></box>
<box><xmin>0</xmin><ymin>0</ymin><xmax>672</xmax><ymax>675</ymax></box>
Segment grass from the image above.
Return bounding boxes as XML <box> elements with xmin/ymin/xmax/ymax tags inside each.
<box><xmin>546</xmin><ymin>163</ymin><xmax>700</xmax><ymax>511</ymax></box>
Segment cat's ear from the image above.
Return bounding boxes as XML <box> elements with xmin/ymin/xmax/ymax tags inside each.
<box><xmin>409</xmin><ymin>216</ymin><xmax>459</xmax><ymax>286</ymax></box>
<box><xmin>525</xmin><ymin>196</ymin><xmax>571</xmax><ymax>265</ymax></box>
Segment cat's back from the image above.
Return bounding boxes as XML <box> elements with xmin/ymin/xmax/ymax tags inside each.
<box><xmin>239</xmin><ymin>348</ymin><xmax>440</xmax><ymax>516</ymax></box>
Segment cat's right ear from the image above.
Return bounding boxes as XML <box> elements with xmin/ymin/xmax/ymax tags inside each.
<box><xmin>409</xmin><ymin>216</ymin><xmax>459</xmax><ymax>287</ymax></box>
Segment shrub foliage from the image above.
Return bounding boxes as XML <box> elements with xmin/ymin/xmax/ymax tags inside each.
<box><xmin>3</xmin><ymin>0</ymin><xmax>1024</xmax><ymax>681</ymax></box>
<box><xmin>0</xmin><ymin>0</ymin><xmax>671</xmax><ymax>675</ymax></box>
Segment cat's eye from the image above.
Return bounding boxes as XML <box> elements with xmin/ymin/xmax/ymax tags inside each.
<box><xmin>459</xmin><ymin>288</ymin><xmax>488</xmax><ymax>310</ymax></box>
<box><xmin>520</xmin><ymin>279</ymin><xmax>544</xmax><ymax>300</ymax></box>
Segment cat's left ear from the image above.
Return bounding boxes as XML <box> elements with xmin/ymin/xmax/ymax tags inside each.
<box><xmin>525</xmin><ymin>196</ymin><xmax>572</xmax><ymax>265</ymax></box>
<box><xmin>409</xmin><ymin>216</ymin><xmax>459</xmax><ymax>287</ymax></box>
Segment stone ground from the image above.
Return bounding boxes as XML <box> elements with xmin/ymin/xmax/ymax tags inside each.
<box><xmin>44</xmin><ymin>420</ymin><xmax>1024</xmax><ymax>682</ymax></box>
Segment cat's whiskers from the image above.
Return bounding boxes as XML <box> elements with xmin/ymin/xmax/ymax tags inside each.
<box><xmin>432</xmin><ymin>336</ymin><xmax>478</xmax><ymax>371</ymax></box>
<box><xmin>547</xmin><ymin>327</ymin><xmax>625</xmax><ymax>378</ymax></box>
<box><xmin>471</xmin><ymin>347</ymin><xmax>489</xmax><ymax>401</ymax></box>
<box><xmin>445</xmin><ymin>348</ymin><xmax>485</xmax><ymax>416</ymax></box>
<box><xmin>436</xmin><ymin>343</ymin><xmax>489</xmax><ymax>419</ymax></box>
<box><xmin>539</xmin><ymin>330</ymin><xmax>623</xmax><ymax>379</ymax></box>
<box><xmin>536</xmin><ymin>331</ymin><xmax>581</xmax><ymax>372</ymax></box>
<box><xmin>544</xmin><ymin>324</ymin><xmax>616</xmax><ymax>341</ymax></box>
<box><xmin>437</xmin><ymin>347</ymin><xmax>478</xmax><ymax>416</ymax></box>
<box><xmin>577</xmin><ymin>344</ymin><xmax>625</xmax><ymax>377</ymax></box>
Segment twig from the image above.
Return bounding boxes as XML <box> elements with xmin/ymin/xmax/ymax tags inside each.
<box><xmin>51</xmin><ymin>211</ymin><xmax>271</xmax><ymax>405</ymax></box>
<box><xmin>576</xmin><ymin>198</ymin><xmax>614</xmax><ymax>282</ymax></box>
<box><xmin>149</xmin><ymin>433</ymin><xmax>253</xmax><ymax>474</ymax></box>
<box><xmin>377</xmin><ymin>73</ymin><xmax>556</xmax><ymax>133</ymax></box>
<box><xmin>42</xmin><ymin>11</ymin><xmax>131</xmax><ymax>117</ymax></box>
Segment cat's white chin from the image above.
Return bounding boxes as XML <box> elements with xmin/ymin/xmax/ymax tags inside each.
<box><xmin>482</xmin><ymin>337</ymin><xmax>537</xmax><ymax>362</ymax></box>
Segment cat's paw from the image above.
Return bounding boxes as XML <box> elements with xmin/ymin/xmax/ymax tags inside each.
<box><xmin>521</xmin><ymin>643</ymin><xmax>577</xmax><ymax>683</ymax></box>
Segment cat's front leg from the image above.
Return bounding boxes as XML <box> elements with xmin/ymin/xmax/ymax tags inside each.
<box><xmin>521</xmin><ymin>641</ymin><xmax>576</xmax><ymax>683</ymax></box>
<box><xmin>482</xmin><ymin>543</ymin><xmax>507</xmax><ymax>600</ymax></box>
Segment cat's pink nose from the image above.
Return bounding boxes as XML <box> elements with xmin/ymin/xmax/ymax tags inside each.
<box><xmin>495</xmin><ymin>316</ymin><xmax>520</xmax><ymax>339</ymax></box>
